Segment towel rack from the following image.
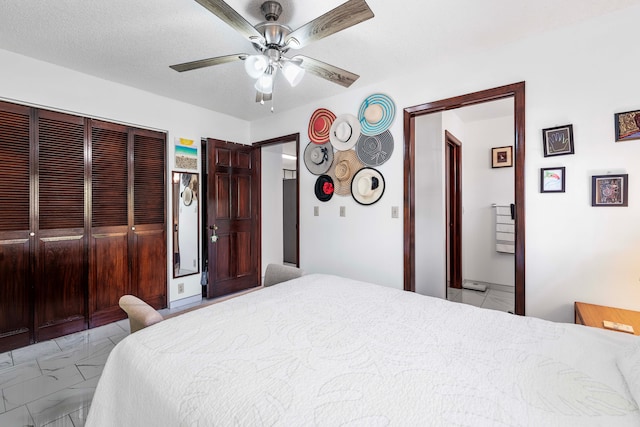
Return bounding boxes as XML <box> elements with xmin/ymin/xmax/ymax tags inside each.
<box><xmin>492</xmin><ymin>203</ymin><xmax>515</xmax><ymax>220</ymax></box>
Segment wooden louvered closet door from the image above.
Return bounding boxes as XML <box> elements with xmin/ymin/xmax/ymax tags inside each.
<box><xmin>89</xmin><ymin>120</ymin><xmax>130</xmax><ymax>327</ymax></box>
<box><xmin>0</xmin><ymin>102</ymin><xmax>32</xmax><ymax>352</ymax></box>
<box><xmin>131</xmin><ymin>130</ymin><xmax>166</xmax><ymax>309</ymax></box>
<box><xmin>0</xmin><ymin>99</ymin><xmax>166</xmax><ymax>350</ymax></box>
<box><xmin>34</xmin><ymin>110</ymin><xmax>88</xmax><ymax>341</ymax></box>
<box><xmin>89</xmin><ymin>123</ymin><xmax>166</xmax><ymax>326</ymax></box>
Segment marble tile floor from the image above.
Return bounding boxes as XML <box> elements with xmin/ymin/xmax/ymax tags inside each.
<box><xmin>447</xmin><ymin>285</ymin><xmax>515</xmax><ymax>314</ymax></box>
<box><xmin>0</xmin><ymin>300</ymin><xmax>210</xmax><ymax>427</ymax></box>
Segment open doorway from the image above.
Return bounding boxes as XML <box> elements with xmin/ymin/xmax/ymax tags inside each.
<box><xmin>403</xmin><ymin>82</ymin><xmax>525</xmax><ymax>315</ymax></box>
<box><xmin>443</xmin><ymin>100</ymin><xmax>515</xmax><ymax>313</ymax></box>
<box><xmin>253</xmin><ymin>133</ymin><xmax>300</xmax><ymax>280</ymax></box>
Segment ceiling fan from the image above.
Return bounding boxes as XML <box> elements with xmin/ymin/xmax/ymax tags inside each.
<box><xmin>170</xmin><ymin>0</ymin><xmax>374</xmax><ymax>103</ymax></box>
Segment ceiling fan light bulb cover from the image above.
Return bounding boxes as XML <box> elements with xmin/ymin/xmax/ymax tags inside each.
<box><xmin>255</xmin><ymin>74</ymin><xmax>274</xmax><ymax>94</ymax></box>
<box><xmin>244</xmin><ymin>55</ymin><xmax>268</xmax><ymax>78</ymax></box>
<box><xmin>282</xmin><ymin>61</ymin><xmax>305</xmax><ymax>87</ymax></box>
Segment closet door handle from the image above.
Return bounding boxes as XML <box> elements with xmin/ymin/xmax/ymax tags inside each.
<box><xmin>131</xmin><ymin>226</ymin><xmax>136</xmax><ymax>231</ymax></box>
<box><xmin>29</xmin><ymin>232</ymin><xmax>35</xmax><ymax>237</ymax></box>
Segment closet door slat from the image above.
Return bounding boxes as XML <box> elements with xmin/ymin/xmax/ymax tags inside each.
<box><xmin>92</xmin><ymin>126</ymin><xmax>128</xmax><ymax>227</ymax></box>
<box><xmin>133</xmin><ymin>133</ymin><xmax>166</xmax><ymax>225</ymax></box>
<box><xmin>0</xmin><ymin>109</ymin><xmax>30</xmax><ymax>231</ymax></box>
<box><xmin>38</xmin><ymin>114</ymin><xmax>85</xmax><ymax>230</ymax></box>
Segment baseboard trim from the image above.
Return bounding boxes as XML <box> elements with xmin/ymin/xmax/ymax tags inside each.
<box><xmin>168</xmin><ymin>294</ymin><xmax>202</xmax><ymax>310</ymax></box>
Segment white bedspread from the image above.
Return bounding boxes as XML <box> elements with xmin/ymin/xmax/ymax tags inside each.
<box><xmin>87</xmin><ymin>274</ymin><xmax>640</xmax><ymax>426</ymax></box>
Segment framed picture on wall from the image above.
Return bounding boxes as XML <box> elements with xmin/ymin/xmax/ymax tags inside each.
<box><xmin>175</xmin><ymin>137</ymin><xmax>198</xmax><ymax>171</ymax></box>
<box><xmin>540</xmin><ymin>167</ymin><xmax>565</xmax><ymax>193</ymax></box>
<box><xmin>614</xmin><ymin>109</ymin><xmax>640</xmax><ymax>142</ymax></box>
<box><xmin>491</xmin><ymin>146</ymin><xmax>513</xmax><ymax>168</ymax></box>
<box><xmin>591</xmin><ymin>174</ymin><xmax>628</xmax><ymax>207</ymax></box>
<box><xmin>542</xmin><ymin>124</ymin><xmax>574</xmax><ymax>157</ymax></box>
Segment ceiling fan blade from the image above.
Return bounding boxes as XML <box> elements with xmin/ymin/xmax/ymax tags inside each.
<box><xmin>292</xmin><ymin>55</ymin><xmax>359</xmax><ymax>88</ymax></box>
<box><xmin>170</xmin><ymin>54</ymin><xmax>248</xmax><ymax>72</ymax></box>
<box><xmin>285</xmin><ymin>0</ymin><xmax>374</xmax><ymax>49</ymax></box>
<box><xmin>195</xmin><ymin>0</ymin><xmax>265</xmax><ymax>45</ymax></box>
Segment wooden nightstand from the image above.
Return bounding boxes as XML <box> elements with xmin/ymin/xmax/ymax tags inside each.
<box><xmin>575</xmin><ymin>302</ymin><xmax>640</xmax><ymax>335</ymax></box>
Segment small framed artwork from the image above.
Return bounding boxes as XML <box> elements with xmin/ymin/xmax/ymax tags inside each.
<box><xmin>614</xmin><ymin>110</ymin><xmax>640</xmax><ymax>142</ymax></box>
<box><xmin>591</xmin><ymin>174</ymin><xmax>628</xmax><ymax>207</ymax></box>
<box><xmin>542</xmin><ymin>124</ymin><xmax>574</xmax><ymax>157</ymax></box>
<box><xmin>540</xmin><ymin>167</ymin><xmax>565</xmax><ymax>193</ymax></box>
<box><xmin>491</xmin><ymin>146</ymin><xmax>513</xmax><ymax>168</ymax></box>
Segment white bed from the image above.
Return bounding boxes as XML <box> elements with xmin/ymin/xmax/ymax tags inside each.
<box><xmin>87</xmin><ymin>274</ymin><xmax>640</xmax><ymax>426</ymax></box>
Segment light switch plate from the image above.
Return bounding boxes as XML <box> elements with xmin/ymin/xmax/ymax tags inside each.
<box><xmin>340</xmin><ymin>206</ymin><xmax>346</xmax><ymax>217</ymax></box>
<box><xmin>392</xmin><ymin>206</ymin><xmax>399</xmax><ymax>218</ymax></box>
<box><xmin>314</xmin><ymin>206</ymin><xmax>319</xmax><ymax>216</ymax></box>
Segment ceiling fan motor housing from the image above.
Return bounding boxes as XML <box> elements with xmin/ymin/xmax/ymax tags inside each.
<box><xmin>261</xmin><ymin>1</ymin><xmax>282</xmax><ymax>21</ymax></box>
<box><xmin>254</xmin><ymin>22</ymin><xmax>291</xmax><ymax>51</ymax></box>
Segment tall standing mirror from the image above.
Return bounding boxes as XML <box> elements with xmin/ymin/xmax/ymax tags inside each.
<box><xmin>172</xmin><ymin>171</ymin><xmax>199</xmax><ymax>278</ymax></box>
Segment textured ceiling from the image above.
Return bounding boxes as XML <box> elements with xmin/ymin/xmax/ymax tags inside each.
<box><xmin>1</xmin><ymin>0</ymin><xmax>639</xmax><ymax>121</ymax></box>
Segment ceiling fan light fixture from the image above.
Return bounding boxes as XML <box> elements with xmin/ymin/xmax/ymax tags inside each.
<box><xmin>255</xmin><ymin>73</ymin><xmax>274</xmax><ymax>94</ymax></box>
<box><xmin>281</xmin><ymin>61</ymin><xmax>305</xmax><ymax>87</ymax></box>
<box><xmin>244</xmin><ymin>55</ymin><xmax>268</xmax><ymax>79</ymax></box>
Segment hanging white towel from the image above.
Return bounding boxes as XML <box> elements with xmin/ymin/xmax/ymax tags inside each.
<box><xmin>494</xmin><ymin>205</ymin><xmax>515</xmax><ymax>254</ymax></box>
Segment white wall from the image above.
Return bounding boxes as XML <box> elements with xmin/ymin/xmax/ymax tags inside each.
<box><xmin>250</xmin><ymin>5</ymin><xmax>640</xmax><ymax>323</ymax></box>
<box><xmin>414</xmin><ymin>113</ymin><xmax>445</xmax><ymax>298</ymax></box>
<box><xmin>252</xmin><ymin>85</ymin><xmax>405</xmax><ymax>289</ymax></box>
<box><xmin>462</xmin><ymin>114</ymin><xmax>515</xmax><ymax>287</ymax></box>
<box><xmin>261</xmin><ymin>147</ymin><xmax>284</xmax><ymax>278</ymax></box>
<box><xmin>0</xmin><ymin>48</ymin><xmax>250</xmax><ymax>307</ymax></box>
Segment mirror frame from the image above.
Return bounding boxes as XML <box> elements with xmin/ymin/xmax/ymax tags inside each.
<box><xmin>172</xmin><ymin>171</ymin><xmax>200</xmax><ymax>278</ymax></box>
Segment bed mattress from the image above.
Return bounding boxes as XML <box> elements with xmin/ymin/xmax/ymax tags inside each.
<box><xmin>87</xmin><ymin>274</ymin><xmax>640</xmax><ymax>426</ymax></box>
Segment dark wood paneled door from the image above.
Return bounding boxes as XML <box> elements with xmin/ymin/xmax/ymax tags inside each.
<box><xmin>0</xmin><ymin>102</ymin><xmax>32</xmax><ymax>352</ymax></box>
<box><xmin>206</xmin><ymin>139</ymin><xmax>260</xmax><ymax>298</ymax></box>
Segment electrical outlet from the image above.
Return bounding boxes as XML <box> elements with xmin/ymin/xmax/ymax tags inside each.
<box><xmin>314</xmin><ymin>206</ymin><xmax>319</xmax><ymax>216</ymax></box>
<box><xmin>178</xmin><ymin>283</ymin><xmax>184</xmax><ymax>294</ymax></box>
<box><xmin>340</xmin><ymin>206</ymin><xmax>346</xmax><ymax>217</ymax></box>
<box><xmin>392</xmin><ymin>206</ymin><xmax>399</xmax><ymax>218</ymax></box>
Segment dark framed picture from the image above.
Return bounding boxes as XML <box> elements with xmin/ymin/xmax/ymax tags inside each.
<box><xmin>542</xmin><ymin>124</ymin><xmax>574</xmax><ymax>157</ymax></box>
<box><xmin>540</xmin><ymin>167</ymin><xmax>565</xmax><ymax>193</ymax></box>
<box><xmin>591</xmin><ymin>174</ymin><xmax>628</xmax><ymax>207</ymax></box>
<box><xmin>491</xmin><ymin>146</ymin><xmax>513</xmax><ymax>168</ymax></box>
<box><xmin>614</xmin><ymin>110</ymin><xmax>640</xmax><ymax>142</ymax></box>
